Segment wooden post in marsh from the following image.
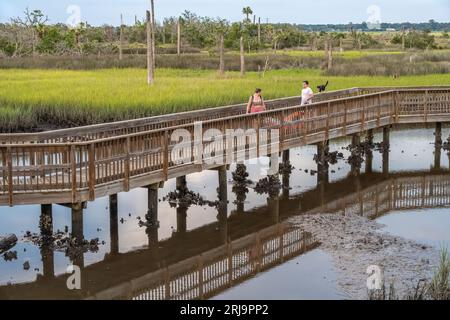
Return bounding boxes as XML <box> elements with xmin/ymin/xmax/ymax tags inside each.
<box><xmin>257</xmin><ymin>17</ymin><xmax>261</xmax><ymax>48</ymax></box>
<box><xmin>401</xmin><ymin>27</ymin><xmax>406</xmax><ymax>51</ymax></box>
<box><xmin>146</xmin><ymin>10</ymin><xmax>154</xmax><ymax>85</ymax></box>
<box><xmin>240</xmin><ymin>36</ymin><xmax>245</xmax><ymax>77</ymax></box>
<box><xmin>119</xmin><ymin>14</ymin><xmax>124</xmax><ymax>60</ymax></box>
<box><xmin>150</xmin><ymin>0</ymin><xmax>156</xmax><ymax>71</ymax></box>
<box><xmin>177</xmin><ymin>18</ymin><xmax>181</xmax><ymax>56</ymax></box>
<box><xmin>327</xmin><ymin>37</ymin><xmax>333</xmax><ymax>70</ymax></box>
<box><xmin>311</xmin><ymin>33</ymin><xmax>317</xmax><ymax>51</ymax></box>
<box><xmin>219</xmin><ymin>34</ymin><xmax>225</xmax><ymax>76</ymax></box>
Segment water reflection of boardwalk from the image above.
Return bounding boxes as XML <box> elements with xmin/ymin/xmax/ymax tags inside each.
<box><xmin>100</xmin><ymin>225</ymin><xmax>317</xmax><ymax>300</ymax></box>
<box><xmin>1</xmin><ymin>169</ymin><xmax>449</xmax><ymax>300</ymax></box>
<box><xmin>304</xmin><ymin>174</ymin><xmax>450</xmax><ymax>219</ymax></box>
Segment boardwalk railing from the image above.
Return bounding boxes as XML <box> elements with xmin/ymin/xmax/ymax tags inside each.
<box><xmin>302</xmin><ymin>174</ymin><xmax>450</xmax><ymax>219</ymax></box>
<box><xmin>1</xmin><ymin>86</ymin><xmax>447</xmax><ymax>144</ymax></box>
<box><xmin>0</xmin><ymin>87</ymin><xmax>374</xmax><ymax>144</ymax></box>
<box><xmin>88</xmin><ymin>223</ymin><xmax>318</xmax><ymax>300</ymax></box>
<box><xmin>1</xmin><ymin>87</ymin><xmax>450</xmax><ymax>206</ymax></box>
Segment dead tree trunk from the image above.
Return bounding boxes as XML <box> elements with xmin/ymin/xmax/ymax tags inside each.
<box><xmin>177</xmin><ymin>18</ymin><xmax>181</xmax><ymax>56</ymax></box>
<box><xmin>150</xmin><ymin>0</ymin><xmax>156</xmax><ymax>71</ymax></box>
<box><xmin>257</xmin><ymin>17</ymin><xmax>261</xmax><ymax>47</ymax></box>
<box><xmin>119</xmin><ymin>14</ymin><xmax>124</xmax><ymax>60</ymax></box>
<box><xmin>240</xmin><ymin>36</ymin><xmax>245</xmax><ymax>77</ymax></box>
<box><xmin>219</xmin><ymin>34</ymin><xmax>225</xmax><ymax>75</ymax></box>
<box><xmin>402</xmin><ymin>29</ymin><xmax>406</xmax><ymax>51</ymax></box>
<box><xmin>146</xmin><ymin>10</ymin><xmax>154</xmax><ymax>85</ymax></box>
<box><xmin>327</xmin><ymin>38</ymin><xmax>333</xmax><ymax>70</ymax></box>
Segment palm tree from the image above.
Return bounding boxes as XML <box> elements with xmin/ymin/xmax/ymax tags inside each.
<box><xmin>242</xmin><ymin>7</ymin><xmax>253</xmax><ymax>23</ymax></box>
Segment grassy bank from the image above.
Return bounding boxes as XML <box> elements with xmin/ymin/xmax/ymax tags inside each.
<box><xmin>1</xmin><ymin>68</ymin><xmax>450</xmax><ymax>132</ymax></box>
<box><xmin>1</xmin><ymin>50</ymin><xmax>449</xmax><ymax>77</ymax></box>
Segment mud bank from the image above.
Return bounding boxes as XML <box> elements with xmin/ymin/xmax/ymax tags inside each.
<box><xmin>290</xmin><ymin>212</ymin><xmax>439</xmax><ymax>299</ymax></box>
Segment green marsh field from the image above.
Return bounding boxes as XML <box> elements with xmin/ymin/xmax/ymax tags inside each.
<box><xmin>1</xmin><ymin>67</ymin><xmax>450</xmax><ymax>132</ymax></box>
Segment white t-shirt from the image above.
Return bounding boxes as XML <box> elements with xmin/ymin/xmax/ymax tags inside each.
<box><xmin>301</xmin><ymin>87</ymin><xmax>314</xmax><ymax>105</ymax></box>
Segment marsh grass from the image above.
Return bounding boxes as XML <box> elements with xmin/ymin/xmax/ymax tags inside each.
<box><xmin>368</xmin><ymin>247</ymin><xmax>450</xmax><ymax>300</ymax></box>
<box><xmin>0</xmin><ymin>68</ymin><xmax>449</xmax><ymax>132</ymax></box>
<box><xmin>429</xmin><ymin>247</ymin><xmax>450</xmax><ymax>300</ymax></box>
<box><xmin>326</xmin><ymin>50</ymin><xmax>450</xmax><ymax>76</ymax></box>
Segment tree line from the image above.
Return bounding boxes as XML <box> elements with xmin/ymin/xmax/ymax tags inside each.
<box><xmin>0</xmin><ymin>8</ymin><xmax>445</xmax><ymax>58</ymax></box>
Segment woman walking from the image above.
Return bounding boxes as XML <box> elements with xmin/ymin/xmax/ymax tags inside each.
<box><xmin>246</xmin><ymin>88</ymin><xmax>266</xmax><ymax>114</ymax></box>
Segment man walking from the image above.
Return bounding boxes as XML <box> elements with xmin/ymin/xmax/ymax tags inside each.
<box><xmin>301</xmin><ymin>80</ymin><xmax>314</xmax><ymax>106</ymax></box>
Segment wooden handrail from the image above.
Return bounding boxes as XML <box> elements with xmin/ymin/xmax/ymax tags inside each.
<box><xmin>1</xmin><ymin>87</ymin><xmax>449</xmax><ymax>207</ymax></box>
<box><xmin>2</xmin><ymin>86</ymin><xmax>449</xmax><ymax>144</ymax></box>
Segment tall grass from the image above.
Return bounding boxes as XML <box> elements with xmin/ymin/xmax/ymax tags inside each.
<box><xmin>429</xmin><ymin>247</ymin><xmax>450</xmax><ymax>300</ymax></box>
<box><xmin>327</xmin><ymin>50</ymin><xmax>450</xmax><ymax>76</ymax></box>
<box><xmin>0</xmin><ymin>68</ymin><xmax>449</xmax><ymax>132</ymax></box>
<box><xmin>1</xmin><ymin>50</ymin><xmax>449</xmax><ymax>76</ymax></box>
<box><xmin>369</xmin><ymin>247</ymin><xmax>450</xmax><ymax>300</ymax></box>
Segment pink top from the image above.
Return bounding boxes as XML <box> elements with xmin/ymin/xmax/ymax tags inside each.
<box><xmin>250</xmin><ymin>95</ymin><xmax>265</xmax><ymax>113</ymax></box>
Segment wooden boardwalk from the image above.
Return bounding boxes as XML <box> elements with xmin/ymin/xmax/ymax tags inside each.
<box><xmin>1</xmin><ymin>86</ymin><xmax>450</xmax><ymax>206</ymax></box>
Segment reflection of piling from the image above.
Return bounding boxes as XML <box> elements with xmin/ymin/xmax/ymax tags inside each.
<box><xmin>267</xmin><ymin>196</ymin><xmax>280</xmax><ymax>224</ymax></box>
<box><xmin>351</xmin><ymin>134</ymin><xmax>361</xmax><ymax>176</ymax></box>
<box><xmin>176</xmin><ymin>176</ymin><xmax>187</xmax><ymax>191</ymax></box>
<box><xmin>40</xmin><ymin>204</ymin><xmax>54</xmax><ymax>279</ymax></box>
<box><xmin>282</xmin><ymin>150</ymin><xmax>290</xmax><ymax>199</ymax></box>
<box><xmin>233</xmin><ymin>164</ymin><xmax>248</xmax><ymax>214</ymax></box>
<box><xmin>382</xmin><ymin>127</ymin><xmax>390</xmax><ymax>175</ymax></box>
<box><xmin>40</xmin><ymin>204</ymin><xmax>53</xmax><ymax>236</ymax></box>
<box><xmin>176</xmin><ymin>206</ymin><xmax>188</xmax><ymax>235</ymax></box>
<box><xmin>365</xmin><ymin>130</ymin><xmax>374</xmax><ymax>174</ymax></box>
<box><xmin>71</xmin><ymin>203</ymin><xmax>84</xmax><ymax>268</ymax></box>
<box><xmin>317</xmin><ymin>141</ymin><xmax>329</xmax><ymax>184</ymax></box>
<box><xmin>434</xmin><ymin>122</ymin><xmax>442</xmax><ymax>171</ymax></box>
<box><xmin>145</xmin><ymin>184</ymin><xmax>160</xmax><ymax>247</ymax></box>
<box><xmin>356</xmin><ymin>175</ymin><xmax>363</xmax><ymax>216</ymax></box>
<box><xmin>217</xmin><ymin>166</ymin><xmax>228</xmax><ymax>244</ymax></box>
<box><xmin>146</xmin><ymin>184</ymin><xmax>159</xmax><ymax>225</ymax></box>
<box><xmin>282</xmin><ymin>150</ymin><xmax>290</xmax><ymax>163</ymax></box>
<box><xmin>109</xmin><ymin>194</ymin><xmax>119</xmax><ymax>255</ymax></box>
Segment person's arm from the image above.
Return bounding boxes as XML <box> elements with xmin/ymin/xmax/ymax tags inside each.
<box><xmin>261</xmin><ymin>97</ymin><xmax>266</xmax><ymax>111</ymax></box>
<box><xmin>246</xmin><ymin>96</ymin><xmax>253</xmax><ymax>113</ymax></box>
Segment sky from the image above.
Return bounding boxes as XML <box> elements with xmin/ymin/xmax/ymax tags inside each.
<box><xmin>0</xmin><ymin>0</ymin><xmax>449</xmax><ymax>26</ymax></box>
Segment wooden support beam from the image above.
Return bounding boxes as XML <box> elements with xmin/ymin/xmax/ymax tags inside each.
<box><xmin>58</xmin><ymin>202</ymin><xmax>87</xmax><ymax>210</ymax></box>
